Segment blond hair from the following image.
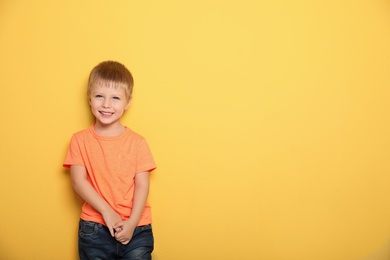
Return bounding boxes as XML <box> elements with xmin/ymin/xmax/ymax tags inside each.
<box><xmin>87</xmin><ymin>61</ymin><xmax>134</xmax><ymax>101</ymax></box>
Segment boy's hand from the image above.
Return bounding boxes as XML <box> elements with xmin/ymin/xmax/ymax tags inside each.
<box><xmin>102</xmin><ymin>209</ymin><xmax>122</xmax><ymax>237</ymax></box>
<box><xmin>114</xmin><ymin>220</ymin><xmax>136</xmax><ymax>245</ymax></box>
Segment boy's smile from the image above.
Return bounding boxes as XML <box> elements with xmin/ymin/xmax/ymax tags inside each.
<box><xmin>99</xmin><ymin>111</ymin><xmax>114</xmax><ymax>117</ymax></box>
<box><xmin>89</xmin><ymin>83</ymin><xmax>130</xmax><ymax>132</ymax></box>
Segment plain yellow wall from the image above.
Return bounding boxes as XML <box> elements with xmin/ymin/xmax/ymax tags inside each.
<box><xmin>1</xmin><ymin>0</ymin><xmax>390</xmax><ymax>259</ymax></box>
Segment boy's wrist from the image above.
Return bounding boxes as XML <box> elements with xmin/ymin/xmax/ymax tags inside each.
<box><xmin>125</xmin><ymin>217</ymin><xmax>139</xmax><ymax>227</ymax></box>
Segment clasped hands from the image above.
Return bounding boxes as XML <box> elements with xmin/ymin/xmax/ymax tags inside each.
<box><xmin>103</xmin><ymin>210</ymin><xmax>136</xmax><ymax>245</ymax></box>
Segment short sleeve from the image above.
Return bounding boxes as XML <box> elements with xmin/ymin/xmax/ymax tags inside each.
<box><xmin>63</xmin><ymin>135</ymin><xmax>85</xmax><ymax>169</ymax></box>
<box><xmin>135</xmin><ymin>139</ymin><xmax>156</xmax><ymax>173</ymax></box>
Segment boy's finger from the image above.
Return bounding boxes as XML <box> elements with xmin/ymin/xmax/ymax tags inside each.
<box><xmin>113</xmin><ymin>221</ymin><xmax>124</xmax><ymax>228</ymax></box>
<box><xmin>113</xmin><ymin>222</ymin><xmax>124</xmax><ymax>231</ymax></box>
<box><xmin>108</xmin><ymin>226</ymin><xmax>115</xmax><ymax>237</ymax></box>
<box><xmin>114</xmin><ymin>226</ymin><xmax>123</xmax><ymax>232</ymax></box>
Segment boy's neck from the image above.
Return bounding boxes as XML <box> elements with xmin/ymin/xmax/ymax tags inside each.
<box><xmin>93</xmin><ymin>122</ymin><xmax>126</xmax><ymax>137</ymax></box>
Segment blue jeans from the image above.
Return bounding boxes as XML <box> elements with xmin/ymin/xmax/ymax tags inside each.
<box><xmin>78</xmin><ymin>219</ymin><xmax>154</xmax><ymax>260</ymax></box>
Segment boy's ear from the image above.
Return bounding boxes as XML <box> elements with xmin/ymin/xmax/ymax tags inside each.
<box><xmin>125</xmin><ymin>96</ymin><xmax>132</xmax><ymax>110</ymax></box>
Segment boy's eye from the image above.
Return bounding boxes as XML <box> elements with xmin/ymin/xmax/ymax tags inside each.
<box><xmin>113</xmin><ymin>97</ymin><xmax>120</xmax><ymax>100</ymax></box>
<box><xmin>95</xmin><ymin>95</ymin><xmax>103</xmax><ymax>98</ymax></box>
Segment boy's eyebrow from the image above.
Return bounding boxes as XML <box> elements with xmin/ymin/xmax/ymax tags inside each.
<box><xmin>91</xmin><ymin>90</ymin><xmax>125</xmax><ymax>96</ymax></box>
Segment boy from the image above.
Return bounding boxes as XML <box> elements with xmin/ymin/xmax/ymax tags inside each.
<box><xmin>63</xmin><ymin>61</ymin><xmax>156</xmax><ymax>260</ymax></box>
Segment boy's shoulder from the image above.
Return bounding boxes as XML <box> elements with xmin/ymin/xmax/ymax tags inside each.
<box><xmin>123</xmin><ymin>127</ymin><xmax>150</xmax><ymax>146</ymax></box>
<box><xmin>125</xmin><ymin>127</ymin><xmax>145</xmax><ymax>139</ymax></box>
<box><xmin>71</xmin><ymin>125</ymin><xmax>93</xmax><ymax>137</ymax></box>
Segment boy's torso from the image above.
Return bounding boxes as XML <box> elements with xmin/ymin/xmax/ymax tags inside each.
<box><xmin>67</xmin><ymin>125</ymin><xmax>155</xmax><ymax>226</ymax></box>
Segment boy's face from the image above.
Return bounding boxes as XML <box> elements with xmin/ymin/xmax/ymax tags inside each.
<box><xmin>89</xmin><ymin>83</ymin><xmax>130</xmax><ymax>129</ymax></box>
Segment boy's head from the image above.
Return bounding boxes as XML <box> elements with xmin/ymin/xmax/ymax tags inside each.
<box><xmin>88</xmin><ymin>61</ymin><xmax>134</xmax><ymax>101</ymax></box>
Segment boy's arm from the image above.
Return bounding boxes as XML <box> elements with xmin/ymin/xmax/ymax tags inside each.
<box><xmin>114</xmin><ymin>171</ymin><xmax>150</xmax><ymax>245</ymax></box>
<box><xmin>70</xmin><ymin>165</ymin><xmax>122</xmax><ymax>237</ymax></box>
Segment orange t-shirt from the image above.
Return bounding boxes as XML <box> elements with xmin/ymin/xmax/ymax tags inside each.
<box><xmin>63</xmin><ymin>125</ymin><xmax>156</xmax><ymax>226</ymax></box>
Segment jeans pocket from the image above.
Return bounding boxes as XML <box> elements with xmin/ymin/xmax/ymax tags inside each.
<box><xmin>79</xmin><ymin>220</ymin><xmax>101</xmax><ymax>238</ymax></box>
<box><xmin>131</xmin><ymin>224</ymin><xmax>154</xmax><ymax>249</ymax></box>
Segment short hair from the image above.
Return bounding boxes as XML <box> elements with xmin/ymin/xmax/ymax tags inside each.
<box><xmin>87</xmin><ymin>61</ymin><xmax>134</xmax><ymax>101</ymax></box>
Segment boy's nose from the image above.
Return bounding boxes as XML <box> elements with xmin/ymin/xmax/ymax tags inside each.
<box><xmin>102</xmin><ymin>100</ymin><xmax>111</xmax><ymax>108</ymax></box>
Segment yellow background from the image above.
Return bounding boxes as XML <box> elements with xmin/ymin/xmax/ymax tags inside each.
<box><xmin>1</xmin><ymin>0</ymin><xmax>390</xmax><ymax>259</ymax></box>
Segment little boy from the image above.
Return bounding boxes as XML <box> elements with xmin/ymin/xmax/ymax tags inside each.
<box><xmin>63</xmin><ymin>61</ymin><xmax>156</xmax><ymax>260</ymax></box>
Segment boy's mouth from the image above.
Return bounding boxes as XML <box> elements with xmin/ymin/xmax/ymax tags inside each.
<box><xmin>99</xmin><ymin>111</ymin><xmax>114</xmax><ymax>116</ymax></box>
